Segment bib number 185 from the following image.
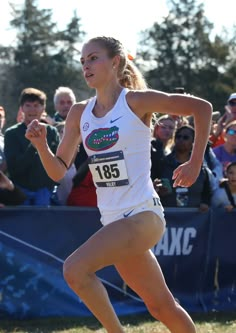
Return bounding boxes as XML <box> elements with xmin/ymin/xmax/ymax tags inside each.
<box><xmin>95</xmin><ymin>163</ymin><xmax>120</xmax><ymax>180</ymax></box>
<box><xmin>88</xmin><ymin>150</ymin><xmax>129</xmax><ymax>187</ymax></box>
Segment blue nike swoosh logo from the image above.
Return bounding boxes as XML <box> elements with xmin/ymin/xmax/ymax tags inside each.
<box><xmin>123</xmin><ymin>209</ymin><xmax>134</xmax><ymax>218</ymax></box>
<box><xmin>110</xmin><ymin>116</ymin><xmax>123</xmax><ymax>123</ymax></box>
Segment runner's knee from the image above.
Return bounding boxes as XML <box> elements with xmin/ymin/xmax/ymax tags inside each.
<box><xmin>146</xmin><ymin>293</ymin><xmax>178</xmax><ymax>321</ymax></box>
<box><xmin>63</xmin><ymin>256</ymin><xmax>93</xmax><ymax>291</ymax></box>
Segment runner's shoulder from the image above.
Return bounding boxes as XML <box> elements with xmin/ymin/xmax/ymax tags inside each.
<box><xmin>70</xmin><ymin>98</ymin><xmax>91</xmax><ymax>114</ymax></box>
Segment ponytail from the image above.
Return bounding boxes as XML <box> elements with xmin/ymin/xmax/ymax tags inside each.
<box><xmin>119</xmin><ymin>60</ymin><xmax>147</xmax><ymax>90</ymax></box>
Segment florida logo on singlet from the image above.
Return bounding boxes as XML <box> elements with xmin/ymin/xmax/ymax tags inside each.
<box><xmin>85</xmin><ymin>126</ymin><xmax>119</xmax><ymax>151</ymax></box>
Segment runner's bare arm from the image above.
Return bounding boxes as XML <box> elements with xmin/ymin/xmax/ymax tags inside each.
<box><xmin>126</xmin><ymin>90</ymin><xmax>213</xmax><ymax>187</ymax></box>
<box><xmin>25</xmin><ymin>102</ymin><xmax>86</xmax><ymax>181</ymax></box>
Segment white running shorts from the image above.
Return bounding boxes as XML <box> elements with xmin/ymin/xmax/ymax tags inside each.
<box><xmin>100</xmin><ymin>197</ymin><xmax>166</xmax><ymax>226</ymax></box>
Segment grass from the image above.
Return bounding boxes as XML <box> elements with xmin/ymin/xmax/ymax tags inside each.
<box><xmin>0</xmin><ymin>312</ymin><xmax>236</xmax><ymax>333</ymax></box>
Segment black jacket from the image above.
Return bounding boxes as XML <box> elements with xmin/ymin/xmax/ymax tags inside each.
<box><xmin>158</xmin><ymin>151</ymin><xmax>212</xmax><ymax>207</ymax></box>
<box><xmin>4</xmin><ymin>122</ymin><xmax>60</xmax><ymax>190</ymax></box>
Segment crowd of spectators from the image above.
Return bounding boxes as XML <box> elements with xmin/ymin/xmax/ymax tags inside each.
<box><xmin>0</xmin><ymin>88</ymin><xmax>236</xmax><ymax>212</ymax></box>
<box><xmin>152</xmin><ymin>91</ymin><xmax>236</xmax><ymax>212</ymax></box>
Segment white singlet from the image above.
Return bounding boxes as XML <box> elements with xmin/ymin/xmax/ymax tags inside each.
<box><xmin>80</xmin><ymin>88</ymin><xmax>165</xmax><ymax>225</ymax></box>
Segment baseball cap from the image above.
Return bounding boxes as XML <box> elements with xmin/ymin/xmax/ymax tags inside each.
<box><xmin>228</xmin><ymin>93</ymin><xmax>236</xmax><ymax>102</ymax></box>
<box><xmin>212</xmin><ymin>111</ymin><xmax>220</xmax><ymax>121</ymax></box>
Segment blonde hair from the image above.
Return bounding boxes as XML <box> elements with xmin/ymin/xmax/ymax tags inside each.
<box><xmin>153</xmin><ymin>115</ymin><xmax>176</xmax><ymax>154</ymax></box>
<box><xmin>87</xmin><ymin>36</ymin><xmax>147</xmax><ymax>90</ymax></box>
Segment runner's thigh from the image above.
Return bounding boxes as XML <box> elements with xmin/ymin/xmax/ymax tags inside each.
<box><xmin>65</xmin><ymin>211</ymin><xmax>164</xmax><ymax>272</ymax></box>
<box><xmin>115</xmin><ymin>250</ymin><xmax>173</xmax><ymax>303</ymax></box>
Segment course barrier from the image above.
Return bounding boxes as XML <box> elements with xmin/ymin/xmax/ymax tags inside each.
<box><xmin>0</xmin><ymin>207</ymin><xmax>235</xmax><ymax>318</ymax></box>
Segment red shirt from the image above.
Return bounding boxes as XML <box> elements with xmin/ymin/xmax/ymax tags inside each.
<box><xmin>209</xmin><ymin>133</ymin><xmax>225</xmax><ymax>148</ymax></box>
<box><xmin>67</xmin><ymin>171</ymin><xmax>97</xmax><ymax>207</ymax></box>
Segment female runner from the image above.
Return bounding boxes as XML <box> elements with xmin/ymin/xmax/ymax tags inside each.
<box><xmin>26</xmin><ymin>36</ymin><xmax>212</xmax><ymax>333</ymax></box>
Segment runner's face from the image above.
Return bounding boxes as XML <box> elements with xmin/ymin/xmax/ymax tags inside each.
<box><xmin>80</xmin><ymin>41</ymin><xmax>114</xmax><ymax>88</ymax></box>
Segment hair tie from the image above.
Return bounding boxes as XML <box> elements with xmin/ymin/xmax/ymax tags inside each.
<box><xmin>56</xmin><ymin>155</ymin><xmax>69</xmax><ymax>170</ymax></box>
<box><xmin>127</xmin><ymin>53</ymin><xmax>134</xmax><ymax>61</ymax></box>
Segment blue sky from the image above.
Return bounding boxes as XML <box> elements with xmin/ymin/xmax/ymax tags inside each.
<box><xmin>1</xmin><ymin>0</ymin><xmax>235</xmax><ymax>54</ymax></box>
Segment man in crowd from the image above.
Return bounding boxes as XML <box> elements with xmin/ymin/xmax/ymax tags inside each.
<box><xmin>4</xmin><ymin>88</ymin><xmax>60</xmax><ymax>205</ymax></box>
<box><xmin>52</xmin><ymin>86</ymin><xmax>76</xmax><ymax>122</ymax></box>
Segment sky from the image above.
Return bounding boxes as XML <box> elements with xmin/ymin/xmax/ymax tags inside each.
<box><xmin>0</xmin><ymin>0</ymin><xmax>235</xmax><ymax>55</ymax></box>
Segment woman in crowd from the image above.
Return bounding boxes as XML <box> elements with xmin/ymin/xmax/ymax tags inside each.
<box><xmin>151</xmin><ymin>115</ymin><xmax>176</xmax><ymax>181</ymax></box>
<box><xmin>212</xmin><ymin>161</ymin><xmax>236</xmax><ymax>211</ymax></box>
<box><xmin>154</xmin><ymin>125</ymin><xmax>212</xmax><ymax>212</ymax></box>
<box><xmin>213</xmin><ymin>120</ymin><xmax>236</xmax><ymax>175</ymax></box>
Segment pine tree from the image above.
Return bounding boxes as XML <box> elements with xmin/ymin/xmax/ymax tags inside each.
<box><xmin>9</xmin><ymin>0</ymin><xmax>88</xmax><ymax>115</ymax></box>
<box><xmin>136</xmin><ymin>0</ymin><xmax>233</xmax><ymax>110</ymax></box>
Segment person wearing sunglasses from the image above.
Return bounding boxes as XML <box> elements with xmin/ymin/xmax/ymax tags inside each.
<box><xmin>154</xmin><ymin>125</ymin><xmax>213</xmax><ymax>212</ymax></box>
<box><xmin>209</xmin><ymin>93</ymin><xmax>236</xmax><ymax>148</ymax></box>
<box><xmin>213</xmin><ymin>120</ymin><xmax>236</xmax><ymax>175</ymax></box>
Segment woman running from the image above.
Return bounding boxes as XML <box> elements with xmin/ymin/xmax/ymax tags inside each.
<box><xmin>25</xmin><ymin>36</ymin><xmax>212</xmax><ymax>333</ymax></box>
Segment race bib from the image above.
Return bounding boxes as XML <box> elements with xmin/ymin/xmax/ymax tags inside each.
<box><xmin>88</xmin><ymin>150</ymin><xmax>129</xmax><ymax>187</ymax></box>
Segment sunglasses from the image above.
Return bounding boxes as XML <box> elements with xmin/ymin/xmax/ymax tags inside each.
<box><xmin>228</xmin><ymin>100</ymin><xmax>236</xmax><ymax>107</ymax></box>
<box><xmin>227</xmin><ymin>129</ymin><xmax>236</xmax><ymax>136</ymax></box>
<box><xmin>175</xmin><ymin>134</ymin><xmax>191</xmax><ymax>141</ymax></box>
<box><xmin>159</xmin><ymin>124</ymin><xmax>175</xmax><ymax>130</ymax></box>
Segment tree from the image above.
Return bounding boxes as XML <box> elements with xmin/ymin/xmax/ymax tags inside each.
<box><xmin>136</xmin><ymin>0</ymin><xmax>233</xmax><ymax>111</ymax></box>
<box><xmin>7</xmin><ymin>0</ymin><xmax>89</xmax><ymax>118</ymax></box>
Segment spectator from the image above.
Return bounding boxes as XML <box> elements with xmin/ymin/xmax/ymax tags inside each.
<box><xmin>213</xmin><ymin>120</ymin><xmax>236</xmax><ymax>175</ymax></box>
<box><xmin>0</xmin><ymin>170</ymin><xmax>26</xmax><ymax>207</ymax></box>
<box><xmin>209</xmin><ymin>93</ymin><xmax>236</xmax><ymax>148</ymax></box>
<box><xmin>52</xmin><ymin>86</ymin><xmax>76</xmax><ymax>123</ymax></box>
<box><xmin>212</xmin><ymin>161</ymin><xmax>236</xmax><ymax>211</ymax></box>
<box><xmin>154</xmin><ymin>125</ymin><xmax>212</xmax><ymax>212</ymax></box>
<box><xmin>53</xmin><ymin>121</ymin><xmax>77</xmax><ymax>205</ymax></box>
<box><xmin>204</xmin><ymin>141</ymin><xmax>224</xmax><ymax>191</ymax></box>
<box><xmin>151</xmin><ymin>115</ymin><xmax>176</xmax><ymax>181</ymax></box>
<box><xmin>4</xmin><ymin>87</ymin><xmax>60</xmax><ymax>205</ymax></box>
<box><xmin>67</xmin><ymin>157</ymin><xmax>97</xmax><ymax>207</ymax></box>
<box><xmin>65</xmin><ymin>141</ymin><xmax>97</xmax><ymax>207</ymax></box>
<box><xmin>0</xmin><ymin>106</ymin><xmax>7</xmax><ymax>172</ymax></box>
<box><xmin>153</xmin><ymin>115</ymin><xmax>176</xmax><ymax>155</ymax></box>
<box><xmin>17</xmin><ymin>104</ymin><xmax>53</xmax><ymax>125</ymax></box>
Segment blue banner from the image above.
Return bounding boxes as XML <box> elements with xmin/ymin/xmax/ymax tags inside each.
<box><xmin>202</xmin><ymin>208</ymin><xmax>236</xmax><ymax>312</ymax></box>
<box><xmin>0</xmin><ymin>207</ymin><xmax>236</xmax><ymax>318</ymax></box>
<box><xmin>152</xmin><ymin>209</ymin><xmax>211</xmax><ymax>312</ymax></box>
